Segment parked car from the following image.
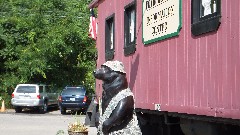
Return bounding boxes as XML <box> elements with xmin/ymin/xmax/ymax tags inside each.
<box><xmin>11</xmin><ymin>84</ymin><xmax>59</xmax><ymax>113</ymax></box>
<box><xmin>58</xmin><ymin>86</ymin><xmax>90</xmax><ymax>114</ymax></box>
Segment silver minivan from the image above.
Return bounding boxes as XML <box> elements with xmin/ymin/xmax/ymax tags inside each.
<box><xmin>11</xmin><ymin>84</ymin><xmax>58</xmax><ymax>113</ymax></box>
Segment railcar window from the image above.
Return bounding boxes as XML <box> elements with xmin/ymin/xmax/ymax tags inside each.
<box><xmin>105</xmin><ymin>14</ymin><xmax>115</xmax><ymax>60</ymax></box>
<box><xmin>191</xmin><ymin>0</ymin><xmax>221</xmax><ymax>36</ymax></box>
<box><xmin>124</xmin><ymin>1</ymin><xmax>136</xmax><ymax>56</ymax></box>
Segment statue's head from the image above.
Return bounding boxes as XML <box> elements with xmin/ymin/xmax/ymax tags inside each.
<box><xmin>93</xmin><ymin>60</ymin><xmax>126</xmax><ymax>83</ymax></box>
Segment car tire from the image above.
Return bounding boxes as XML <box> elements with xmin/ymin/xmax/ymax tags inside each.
<box><xmin>15</xmin><ymin>107</ymin><xmax>22</xmax><ymax>113</ymax></box>
<box><xmin>39</xmin><ymin>101</ymin><xmax>48</xmax><ymax>114</ymax></box>
<box><xmin>60</xmin><ymin>107</ymin><xmax>66</xmax><ymax>114</ymax></box>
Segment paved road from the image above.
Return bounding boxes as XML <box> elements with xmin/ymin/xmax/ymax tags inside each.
<box><xmin>0</xmin><ymin>108</ymin><xmax>97</xmax><ymax>135</ymax></box>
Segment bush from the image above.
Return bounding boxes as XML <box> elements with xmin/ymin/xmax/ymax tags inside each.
<box><xmin>0</xmin><ymin>93</ymin><xmax>12</xmax><ymax>108</ymax></box>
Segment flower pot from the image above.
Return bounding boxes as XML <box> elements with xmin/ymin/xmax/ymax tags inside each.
<box><xmin>68</xmin><ymin>130</ymin><xmax>88</xmax><ymax>135</ymax></box>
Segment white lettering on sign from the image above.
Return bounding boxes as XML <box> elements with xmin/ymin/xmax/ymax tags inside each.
<box><xmin>143</xmin><ymin>0</ymin><xmax>182</xmax><ymax>44</ymax></box>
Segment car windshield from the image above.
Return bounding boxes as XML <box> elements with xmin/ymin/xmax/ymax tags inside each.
<box><xmin>62</xmin><ymin>87</ymin><xmax>85</xmax><ymax>96</ymax></box>
<box><xmin>16</xmin><ymin>86</ymin><xmax>36</xmax><ymax>93</ymax></box>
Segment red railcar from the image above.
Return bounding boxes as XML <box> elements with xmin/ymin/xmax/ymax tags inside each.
<box><xmin>89</xmin><ymin>0</ymin><xmax>240</xmax><ymax>134</ymax></box>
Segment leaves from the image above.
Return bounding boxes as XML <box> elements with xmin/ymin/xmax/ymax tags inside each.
<box><xmin>0</xmin><ymin>0</ymin><xmax>96</xmax><ymax>107</ymax></box>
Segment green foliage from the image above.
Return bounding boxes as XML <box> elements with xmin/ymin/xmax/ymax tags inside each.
<box><xmin>0</xmin><ymin>0</ymin><xmax>97</xmax><ymax>108</ymax></box>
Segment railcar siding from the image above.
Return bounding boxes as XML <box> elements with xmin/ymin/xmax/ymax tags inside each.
<box><xmin>94</xmin><ymin>0</ymin><xmax>240</xmax><ymax>119</ymax></box>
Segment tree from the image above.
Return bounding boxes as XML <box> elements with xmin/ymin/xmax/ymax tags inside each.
<box><xmin>0</xmin><ymin>0</ymin><xmax>97</xmax><ymax>107</ymax></box>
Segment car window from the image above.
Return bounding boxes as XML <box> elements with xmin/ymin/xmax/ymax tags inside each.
<box><xmin>16</xmin><ymin>86</ymin><xmax>36</xmax><ymax>93</ymax></box>
<box><xmin>39</xmin><ymin>86</ymin><xmax>43</xmax><ymax>93</ymax></box>
<box><xmin>62</xmin><ymin>87</ymin><xmax>85</xmax><ymax>96</ymax></box>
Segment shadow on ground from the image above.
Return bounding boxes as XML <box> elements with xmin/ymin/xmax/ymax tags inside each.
<box><xmin>15</xmin><ymin>106</ymin><xmax>59</xmax><ymax>114</ymax></box>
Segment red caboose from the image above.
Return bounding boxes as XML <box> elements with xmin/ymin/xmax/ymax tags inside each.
<box><xmin>89</xmin><ymin>0</ymin><xmax>240</xmax><ymax>134</ymax></box>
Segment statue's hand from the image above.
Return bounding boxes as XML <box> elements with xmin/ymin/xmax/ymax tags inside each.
<box><xmin>102</xmin><ymin>121</ymin><xmax>111</xmax><ymax>134</ymax></box>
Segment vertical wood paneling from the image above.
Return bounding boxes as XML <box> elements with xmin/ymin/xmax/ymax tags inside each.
<box><xmin>148</xmin><ymin>45</ymin><xmax>160</xmax><ymax>104</ymax></box>
<box><xmin>229</xmin><ymin>0</ymin><xmax>240</xmax><ymax>110</ymax></box>
<box><xmin>237</xmin><ymin>0</ymin><xmax>240</xmax><ymax>110</ymax></box>
<box><xmin>215</xmin><ymin>0</ymin><xmax>224</xmax><ymax>109</ymax></box>
<box><xmin>160</xmin><ymin>42</ymin><xmax>169</xmax><ymax>105</ymax></box>
<box><xmin>182</xmin><ymin>0</ymin><xmax>190</xmax><ymax>107</ymax></box>
<box><xmin>168</xmin><ymin>39</ymin><xmax>176</xmax><ymax>106</ymax></box>
<box><xmin>222</xmin><ymin>0</ymin><xmax>231</xmax><ymax>110</ymax></box>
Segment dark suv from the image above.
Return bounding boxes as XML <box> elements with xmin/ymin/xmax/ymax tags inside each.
<box><xmin>58</xmin><ymin>86</ymin><xmax>89</xmax><ymax>114</ymax></box>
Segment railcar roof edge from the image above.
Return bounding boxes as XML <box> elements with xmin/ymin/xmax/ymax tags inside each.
<box><xmin>88</xmin><ymin>0</ymin><xmax>101</xmax><ymax>8</ymax></box>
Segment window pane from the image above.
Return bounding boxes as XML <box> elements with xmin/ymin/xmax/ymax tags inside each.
<box><xmin>192</xmin><ymin>0</ymin><xmax>221</xmax><ymax>36</ymax></box>
<box><xmin>39</xmin><ymin>86</ymin><xmax>43</xmax><ymax>93</ymax></box>
<box><xmin>110</xmin><ymin>22</ymin><xmax>114</xmax><ymax>49</ymax></box>
<box><xmin>45</xmin><ymin>86</ymin><xmax>49</xmax><ymax>92</ymax></box>
<box><xmin>129</xmin><ymin>9</ymin><xmax>135</xmax><ymax>42</ymax></box>
<box><xmin>16</xmin><ymin>86</ymin><xmax>36</xmax><ymax>93</ymax></box>
<box><xmin>200</xmin><ymin>0</ymin><xmax>217</xmax><ymax>17</ymax></box>
<box><xmin>62</xmin><ymin>87</ymin><xmax>85</xmax><ymax>96</ymax></box>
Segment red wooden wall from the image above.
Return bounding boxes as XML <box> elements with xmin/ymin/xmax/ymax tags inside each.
<box><xmin>93</xmin><ymin>0</ymin><xmax>240</xmax><ymax>120</ymax></box>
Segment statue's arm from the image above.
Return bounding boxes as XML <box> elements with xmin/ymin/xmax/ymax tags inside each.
<box><xmin>102</xmin><ymin>96</ymin><xmax>134</xmax><ymax>133</ymax></box>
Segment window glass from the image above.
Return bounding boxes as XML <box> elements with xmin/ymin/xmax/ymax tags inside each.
<box><xmin>129</xmin><ymin>9</ymin><xmax>135</xmax><ymax>42</ymax></box>
<box><xmin>110</xmin><ymin>22</ymin><xmax>114</xmax><ymax>49</ymax></box>
<box><xmin>16</xmin><ymin>86</ymin><xmax>36</xmax><ymax>93</ymax></box>
<box><xmin>105</xmin><ymin>14</ymin><xmax>115</xmax><ymax>60</ymax></box>
<box><xmin>191</xmin><ymin>0</ymin><xmax>221</xmax><ymax>36</ymax></box>
<box><xmin>124</xmin><ymin>1</ymin><xmax>136</xmax><ymax>56</ymax></box>
<box><xmin>45</xmin><ymin>86</ymin><xmax>50</xmax><ymax>92</ymax></box>
<box><xmin>200</xmin><ymin>0</ymin><xmax>217</xmax><ymax>17</ymax></box>
<box><xmin>62</xmin><ymin>87</ymin><xmax>85</xmax><ymax>96</ymax></box>
<box><xmin>39</xmin><ymin>86</ymin><xmax>43</xmax><ymax>93</ymax></box>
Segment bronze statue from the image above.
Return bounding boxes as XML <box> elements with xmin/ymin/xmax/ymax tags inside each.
<box><xmin>93</xmin><ymin>60</ymin><xmax>142</xmax><ymax>135</ymax></box>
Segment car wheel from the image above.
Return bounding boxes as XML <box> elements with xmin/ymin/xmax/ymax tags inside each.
<box><xmin>39</xmin><ymin>101</ymin><xmax>48</xmax><ymax>114</ymax></box>
<box><xmin>15</xmin><ymin>107</ymin><xmax>22</xmax><ymax>113</ymax></box>
<box><xmin>60</xmin><ymin>107</ymin><xmax>66</xmax><ymax>114</ymax></box>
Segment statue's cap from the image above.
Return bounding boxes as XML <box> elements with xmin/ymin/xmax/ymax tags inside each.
<box><xmin>102</xmin><ymin>60</ymin><xmax>126</xmax><ymax>74</ymax></box>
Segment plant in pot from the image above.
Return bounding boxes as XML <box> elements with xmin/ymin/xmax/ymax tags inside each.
<box><xmin>68</xmin><ymin>113</ymin><xmax>88</xmax><ymax>135</ymax></box>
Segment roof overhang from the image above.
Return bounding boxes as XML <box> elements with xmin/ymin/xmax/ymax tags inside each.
<box><xmin>88</xmin><ymin>0</ymin><xmax>100</xmax><ymax>8</ymax></box>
